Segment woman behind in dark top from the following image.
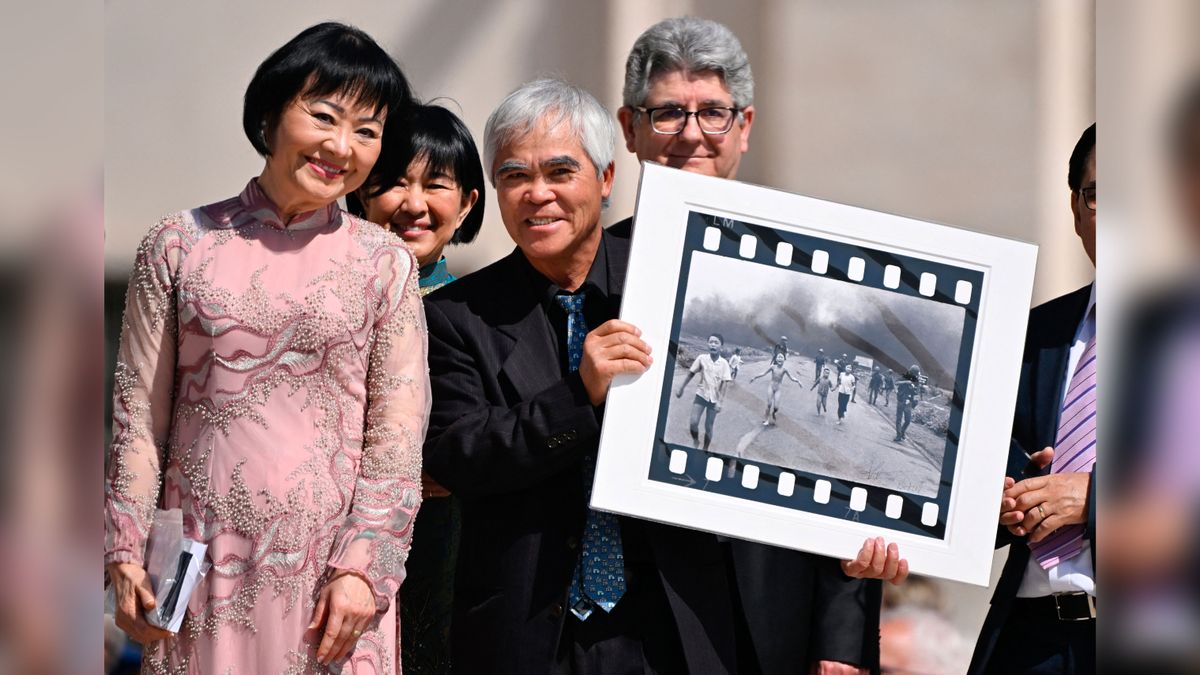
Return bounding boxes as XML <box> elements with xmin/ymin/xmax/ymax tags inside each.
<box><xmin>350</xmin><ymin>103</ymin><xmax>485</xmax><ymax>294</ymax></box>
<box><xmin>348</xmin><ymin>102</ymin><xmax>486</xmax><ymax>674</ymax></box>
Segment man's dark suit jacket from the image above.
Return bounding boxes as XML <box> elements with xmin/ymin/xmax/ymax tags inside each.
<box><xmin>424</xmin><ymin>226</ymin><xmax>880</xmax><ymax>674</ymax></box>
<box><xmin>968</xmin><ymin>284</ymin><xmax>1097</xmax><ymax>674</ymax></box>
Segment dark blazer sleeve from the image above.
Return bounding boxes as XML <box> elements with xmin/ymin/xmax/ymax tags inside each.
<box><xmin>810</xmin><ymin>558</ymin><xmax>881</xmax><ymax>667</ymax></box>
<box><xmin>994</xmin><ymin>284</ymin><xmax>1094</xmax><ymax>550</ymax></box>
<box><xmin>422</xmin><ymin>299</ymin><xmax>601</xmax><ymax>498</ymax></box>
<box><xmin>994</xmin><ymin>437</ymin><xmax>1043</xmax><ymax>549</ymax></box>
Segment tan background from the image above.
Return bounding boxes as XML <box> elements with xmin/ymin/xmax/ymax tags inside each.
<box><xmin>104</xmin><ymin>0</ymin><xmax>1098</xmax><ymax>636</ymax></box>
<box><xmin>1096</xmin><ymin>0</ymin><xmax>1200</xmax><ymax>326</ymax></box>
<box><xmin>105</xmin><ymin>0</ymin><xmax>1095</xmax><ymax>305</ymax></box>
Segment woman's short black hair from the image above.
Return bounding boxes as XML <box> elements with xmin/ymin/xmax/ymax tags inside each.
<box><xmin>351</xmin><ymin>103</ymin><xmax>487</xmax><ymax>245</ymax></box>
<box><xmin>243</xmin><ymin>22</ymin><xmax>413</xmax><ymax>156</ymax></box>
<box><xmin>1067</xmin><ymin>123</ymin><xmax>1096</xmax><ymax>192</ymax></box>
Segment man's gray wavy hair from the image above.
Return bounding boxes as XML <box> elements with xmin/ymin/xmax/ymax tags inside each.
<box><xmin>483</xmin><ymin>78</ymin><xmax>617</xmax><ymax>189</ymax></box>
<box><xmin>622</xmin><ymin>17</ymin><xmax>754</xmax><ymax>110</ymax></box>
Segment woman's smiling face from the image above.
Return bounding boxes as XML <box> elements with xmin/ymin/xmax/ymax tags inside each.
<box><xmin>361</xmin><ymin>157</ymin><xmax>478</xmax><ymax>268</ymax></box>
<box><xmin>260</xmin><ymin>91</ymin><xmax>386</xmax><ymax>216</ymax></box>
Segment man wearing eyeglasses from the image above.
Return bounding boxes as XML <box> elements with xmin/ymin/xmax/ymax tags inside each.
<box><xmin>607</xmin><ymin>17</ymin><xmax>897</xmax><ymax>675</ymax></box>
<box><xmin>609</xmin><ymin>18</ymin><xmax>754</xmax><ymax>238</ymax></box>
<box><xmin>968</xmin><ymin>123</ymin><xmax>1096</xmax><ymax>674</ymax></box>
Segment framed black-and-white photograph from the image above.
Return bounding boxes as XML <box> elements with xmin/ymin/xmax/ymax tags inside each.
<box><xmin>591</xmin><ymin>163</ymin><xmax>1038</xmax><ymax>585</ymax></box>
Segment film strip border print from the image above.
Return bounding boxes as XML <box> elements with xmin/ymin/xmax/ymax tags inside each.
<box><xmin>646</xmin><ymin>211</ymin><xmax>986</xmax><ymax>539</ymax></box>
<box><xmin>697</xmin><ymin>213</ymin><xmax>984</xmax><ymax>312</ymax></box>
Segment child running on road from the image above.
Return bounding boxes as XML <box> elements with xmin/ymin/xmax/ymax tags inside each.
<box><xmin>836</xmin><ymin>364</ymin><xmax>857</xmax><ymax>425</ymax></box>
<box><xmin>810</xmin><ymin>366</ymin><xmax>833</xmax><ymax>415</ymax></box>
<box><xmin>749</xmin><ymin>352</ymin><xmax>800</xmax><ymax>426</ymax></box>
<box><xmin>675</xmin><ymin>333</ymin><xmax>733</xmax><ymax>450</ymax></box>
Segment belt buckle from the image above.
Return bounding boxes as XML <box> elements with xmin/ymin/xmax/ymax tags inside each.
<box><xmin>1053</xmin><ymin>592</ymin><xmax>1096</xmax><ymax>621</ymax></box>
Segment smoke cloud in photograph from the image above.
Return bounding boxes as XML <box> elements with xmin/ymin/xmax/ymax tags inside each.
<box><xmin>680</xmin><ymin>252</ymin><xmax>965</xmax><ymax>389</ymax></box>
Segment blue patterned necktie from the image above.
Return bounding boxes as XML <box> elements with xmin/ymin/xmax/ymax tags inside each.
<box><xmin>554</xmin><ymin>293</ymin><xmax>626</xmax><ymax>620</ymax></box>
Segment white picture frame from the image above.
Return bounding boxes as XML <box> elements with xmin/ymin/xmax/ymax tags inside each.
<box><xmin>591</xmin><ymin>162</ymin><xmax>1038</xmax><ymax>586</ymax></box>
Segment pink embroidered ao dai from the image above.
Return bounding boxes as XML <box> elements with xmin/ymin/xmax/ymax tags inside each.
<box><xmin>105</xmin><ymin>179</ymin><xmax>430</xmax><ymax>674</ymax></box>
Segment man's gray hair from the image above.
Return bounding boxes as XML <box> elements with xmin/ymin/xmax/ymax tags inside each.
<box><xmin>483</xmin><ymin>78</ymin><xmax>617</xmax><ymax>186</ymax></box>
<box><xmin>623</xmin><ymin>17</ymin><xmax>754</xmax><ymax>109</ymax></box>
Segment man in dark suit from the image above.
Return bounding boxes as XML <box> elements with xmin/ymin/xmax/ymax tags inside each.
<box><xmin>424</xmin><ymin>76</ymin><xmax>884</xmax><ymax>674</ymax></box>
<box><xmin>611</xmin><ymin>17</ymin><xmax>904</xmax><ymax>674</ymax></box>
<box><xmin>967</xmin><ymin>123</ymin><xmax>1097</xmax><ymax>674</ymax></box>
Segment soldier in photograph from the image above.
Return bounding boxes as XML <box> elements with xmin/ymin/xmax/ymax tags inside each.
<box><xmin>771</xmin><ymin>335</ymin><xmax>790</xmax><ymax>361</ymax></box>
<box><xmin>869</xmin><ymin>366</ymin><xmax>884</xmax><ymax>405</ymax></box>
<box><xmin>894</xmin><ymin>366</ymin><xmax>922</xmax><ymax>442</ymax></box>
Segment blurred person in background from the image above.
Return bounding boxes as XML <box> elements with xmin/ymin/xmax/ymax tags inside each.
<box><xmin>879</xmin><ymin>606</ymin><xmax>973</xmax><ymax>675</ymax></box>
<box><xmin>612</xmin><ymin>16</ymin><xmax>904</xmax><ymax>674</ymax></box>
<box><xmin>881</xmin><ymin>574</ymin><xmax>945</xmax><ymax>614</ymax></box>
<box><xmin>1107</xmin><ymin>76</ymin><xmax>1200</xmax><ymax>670</ymax></box>
<box><xmin>3</xmin><ymin>198</ymin><xmax>104</xmax><ymax>674</ymax></box>
<box><xmin>347</xmin><ymin>102</ymin><xmax>486</xmax><ymax>674</ymax></box>
<box><xmin>103</xmin><ymin>23</ymin><xmax>430</xmax><ymax>673</ymax></box>
<box><xmin>969</xmin><ymin>123</ymin><xmax>1097</xmax><ymax>674</ymax></box>
<box><xmin>878</xmin><ymin>577</ymin><xmax>972</xmax><ymax>674</ymax></box>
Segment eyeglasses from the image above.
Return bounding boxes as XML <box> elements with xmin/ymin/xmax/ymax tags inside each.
<box><xmin>1077</xmin><ymin>186</ymin><xmax>1096</xmax><ymax>211</ymax></box>
<box><xmin>635</xmin><ymin>106</ymin><xmax>740</xmax><ymax>135</ymax></box>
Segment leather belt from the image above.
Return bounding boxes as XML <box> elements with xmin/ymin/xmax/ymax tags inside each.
<box><xmin>1014</xmin><ymin>592</ymin><xmax>1097</xmax><ymax>621</ymax></box>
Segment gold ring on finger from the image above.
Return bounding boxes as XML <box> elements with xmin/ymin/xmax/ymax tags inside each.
<box><xmin>1037</xmin><ymin>504</ymin><xmax>1046</xmax><ymax>519</ymax></box>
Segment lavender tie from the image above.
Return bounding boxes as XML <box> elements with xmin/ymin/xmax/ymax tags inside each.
<box><xmin>1030</xmin><ymin>333</ymin><xmax>1096</xmax><ymax>568</ymax></box>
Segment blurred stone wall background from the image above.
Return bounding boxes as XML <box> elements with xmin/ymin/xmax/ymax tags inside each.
<box><xmin>105</xmin><ymin>0</ymin><xmax>1095</xmax><ymax>304</ymax></box>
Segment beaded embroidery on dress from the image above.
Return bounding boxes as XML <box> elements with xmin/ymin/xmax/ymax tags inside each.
<box><xmin>105</xmin><ymin>180</ymin><xmax>430</xmax><ymax>674</ymax></box>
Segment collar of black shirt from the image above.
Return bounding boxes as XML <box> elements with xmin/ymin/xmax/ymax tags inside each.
<box><xmin>515</xmin><ymin>229</ymin><xmax>620</xmax><ymax>375</ymax></box>
<box><xmin>514</xmin><ymin>228</ymin><xmax>618</xmax><ymax>319</ymax></box>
